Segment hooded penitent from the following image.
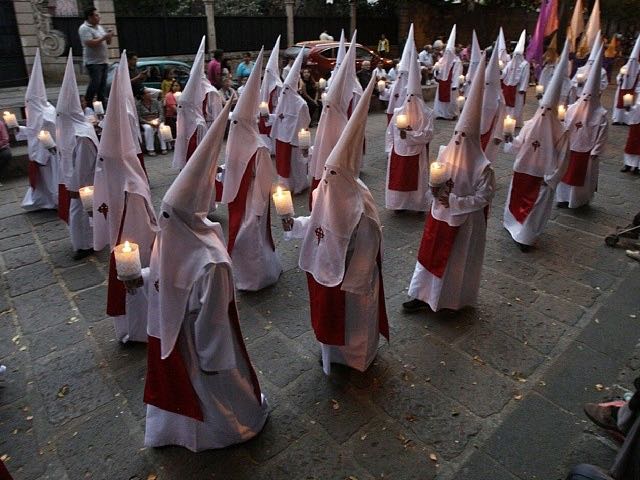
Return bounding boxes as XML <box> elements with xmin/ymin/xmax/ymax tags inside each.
<box><xmin>328</xmin><ymin>30</ymin><xmax>346</xmax><ymax>85</ymax></box>
<box><xmin>386</xmin><ymin>24</ymin><xmax>415</xmax><ymax>120</ymax></box>
<box><xmin>572</xmin><ymin>33</ymin><xmax>607</xmax><ymax>94</ymax></box>
<box><xmin>310</xmin><ymin>33</ymin><xmax>359</xmax><ymax>197</ymax></box>
<box><xmin>258</xmin><ymin>35</ymin><xmax>283</xmax><ymax>139</ymax></box>
<box><xmin>498</xmin><ymin>27</ymin><xmax>511</xmax><ymax>65</ymax></box>
<box><xmin>437</xmin><ymin>24</ymin><xmax>458</xmax><ymax>81</ymax></box>
<box><xmin>432</xmin><ymin>52</ymin><xmax>489</xmax><ymax>228</ymax></box>
<box><xmin>480</xmin><ymin>40</ymin><xmax>506</xmax><ymax>153</ymax></box>
<box><xmin>615</xmin><ymin>34</ymin><xmax>640</xmax><ymax>109</ymax></box>
<box><xmin>502</xmin><ymin>30</ymin><xmax>527</xmax><ymax>86</ymax></box>
<box><xmin>577</xmin><ymin>0</ymin><xmax>600</xmax><ymax>59</ymax></box>
<box><xmin>173</xmin><ymin>37</ymin><xmax>220</xmax><ymax>170</ymax></box>
<box><xmin>93</xmin><ymin>49</ymin><xmax>158</xmax><ymax>318</ymax></box>
<box><xmin>466</xmin><ymin>30</ymin><xmax>482</xmax><ymax>86</ymax></box>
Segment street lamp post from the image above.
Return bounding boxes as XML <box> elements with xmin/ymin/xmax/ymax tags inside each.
<box><xmin>285</xmin><ymin>0</ymin><xmax>295</xmax><ymax>47</ymax></box>
<box><xmin>349</xmin><ymin>0</ymin><xmax>357</xmax><ymax>38</ymax></box>
<box><xmin>203</xmin><ymin>0</ymin><xmax>217</xmax><ymax>51</ymax></box>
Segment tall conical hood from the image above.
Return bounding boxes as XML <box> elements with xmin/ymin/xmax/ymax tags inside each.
<box><xmin>284</xmin><ymin>44</ymin><xmax>305</xmax><ymax>89</ymax></box>
<box><xmin>568</xmin><ymin>0</ymin><xmax>584</xmax><ymax>52</ymax></box>
<box><xmin>514</xmin><ymin>30</ymin><xmax>526</xmax><ymax>55</ymax></box>
<box><xmin>233</xmin><ymin>46</ymin><xmax>264</xmax><ymax>121</ymax></box>
<box><xmin>446</xmin><ymin>24</ymin><xmax>456</xmax><ymax>52</ymax></box>
<box><xmin>260</xmin><ymin>35</ymin><xmax>283</xmax><ymax>105</ymax></box>
<box><xmin>266</xmin><ymin>35</ymin><xmax>281</xmax><ymax>77</ymax></box>
<box><xmin>335</xmin><ymin>30</ymin><xmax>347</xmax><ymax>70</ymax></box>
<box><xmin>485</xmin><ymin>39</ymin><xmax>501</xmax><ymax>87</ymax></box>
<box><xmin>398</xmin><ymin>23</ymin><xmax>415</xmax><ymax>72</ymax></box>
<box><xmin>498</xmin><ymin>27</ymin><xmax>510</xmax><ymax>62</ymax></box>
<box><xmin>631</xmin><ymin>33</ymin><xmax>640</xmax><ymax>62</ymax></box>
<box><xmin>578</xmin><ymin>0</ymin><xmax>600</xmax><ymax>58</ymax></box>
<box><xmin>326</xmin><ymin>32</ymin><xmax>357</xmax><ymax>110</ymax></box>
<box><xmin>163</xmin><ymin>100</ymin><xmax>231</xmax><ymax>222</ymax></box>
<box><xmin>180</xmin><ymin>36</ymin><xmax>207</xmax><ymax>105</ymax></box>
<box><xmin>455</xmin><ymin>51</ymin><xmax>486</xmax><ymax>139</ymax></box>
<box><xmin>466</xmin><ymin>30</ymin><xmax>482</xmax><ymax>84</ymax></box>
<box><xmin>586</xmin><ymin>33</ymin><xmax>602</xmax><ymax>64</ymax></box>
<box><xmin>583</xmin><ymin>41</ymin><xmax>603</xmax><ymax>99</ymax></box>
<box><xmin>57</xmin><ymin>50</ymin><xmax>84</xmax><ymax>122</ymax></box>
<box><xmin>481</xmin><ymin>41</ymin><xmax>503</xmax><ymax>133</ymax></box>
<box><xmin>406</xmin><ymin>43</ymin><xmax>421</xmax><ymax>97</ymax></box>
<box><xmin>541</xmin><ymin>39</ymin><xmax>570</xmax><ymax>109</ymax></box>
<box><xmin>325</xmin><ymin>75</ymin><xmax>376</xmax><ymax>177</ymax></box>
<box><xmin>348</xmin><ymin>30</ymin><xmax>364</xmax><ymax>97</ymax></box>
<box><xmin>26</xmin><ymin>49</ymin><xmax>48</xmax><ymax>106</ymax></box>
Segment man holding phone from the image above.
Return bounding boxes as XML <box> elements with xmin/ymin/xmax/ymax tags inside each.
<box><xmin>78</xmin><ymin>7</ymin><xmax>113</xmax><ymax>104</ymax></box>
<box><xmin>127</xmin><ymin>51</ymin><xmax>148</xmax><ymax>97</ymax></box>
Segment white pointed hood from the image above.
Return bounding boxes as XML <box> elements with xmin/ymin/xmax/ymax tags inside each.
<box><xmin>620</xmin><ymin>33</ymin><xmax>640</xmax><ymax>90</ymax></box>
<box><xmin>284</xmin><ymin>44</ymin><xmax>305</xmax><ymax>89</ymax></box>
<box><xmin>387</xmin><ymin>25</ymin><xmax>415</xmax><ymax>116</ymax></box>
<box><xmin>347</xmin><ymin>31</ymin><xmax>364</xmax><ymax>98</ymax></box>
<box><xmin>260</xmin><ymin>35</ymin><xmax>283</xmax><ymax>109</ymax></box>
<box><xmin>436</xmin><ymin>26</ymin><xmax>460</xmax><ymax>80</ymax></box>
<box><xmin>514</xmin><ymin>30</ymin><xmax>526</xmax><ymax>55</ymax></box>
<box><xmin>446</xmin><ymin>24</ymin><xmax>456</xmax><ymax>52</ymax></box>
<box><xmin>221</xmin><ymin>47</ymin><xmax>266</xmax><ymax>204</ymax></box>
<box><xmin>149</xmin><ymin>100</ymin><xmax>233</xmax><ymax>360</ymax></box>
<box><xmin>432</xmin><ymin>53</ymin><xmax>490</xmax><ymax>227</ymax></box>
<box><xmin>93</xmin><ymin>49</ymin><xmax>156</xmax><ymax>252</ymax></box>
<box><xmin>466</xmin><ymin>30</ymin><xmax>482</xmax><ymax>85</ymax></box>
<box><xmin>299</xmin><ymin>75</ymin><xmax>378</xmax><ymax>288</ymax></box>
<box><xmin>577</xmin><ymin>0</ymin><xmax>600</xmax><ymax>58</ymax></box>
<box><xmin>56</xmin><ymin>50</ymin><xmax>98</xmax><ymax>187</ymax></box>
<box><xmin>502</xmin><ymin>30</ymin><xmax>529</xmax><ymax>86</ymax></box>
<box><xmin>586</xmin><ymin>33</ymin><xmax>602</xmax><ymax>65</ymax></box>
<box><xmin>498</xmin><ymin>27</ymin><xmax>511</xmax><ymax>65</ymax></box>
<box><xmin>25</xmin><ymin>48</ymin><xmax>57</xmax><ymax>134</ymax></box>
<box><xmin>336</xmin><ymin>30</ymin><xmax>347</xmax><ymax>70</ymax></box>
<box><xmin>481</xmin><ymin>41</ymin><xmax>505</xmax><ymax>135</ymax></box>
<box><xmin>512</xmin><ymin>40</ymin><xmax>569</xmax><ymax>178</ymax></box>
<box><xmin>173</xmin><ymin>36</ymin><xmax>218</xmax><ymax>170</ymax></box>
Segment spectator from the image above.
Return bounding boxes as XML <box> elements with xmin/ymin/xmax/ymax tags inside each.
<box><xmin>319</xmin><ymin>30</ymin><xmax>334</xmax><ymax>41</ymax></box>
<box><xmin>378</xmin><ymin>34</ymin><xmax>390</xmax><ymax>58</ymax></box>
<box><xmin>127</xmin><ymin>51</ymin><xmax>147</xmax><ymax>98</ymax></box>
<box><xmin>282</xmin><ymin>58</ymin><xmax>294</xmax><ymax>82</ymax></box>
<box><xmin>220</xmin><ymin>77</ymin><xmax>237</xmax><ymax>107</ymax></box>
<box><xmin>163</xmin><ymin>80</ymin><xmax>180</xmax><ymax>137</ymax></box>
<box><xmin>136</xmin><ymin>89</ymin><xmax>167</xmax><ymax>156</ymax></box>
<box><xmin>357</xmin><ymin>60</ymin><xmax>372</xmax><ymax>90</ymax></box>
<box><xmin>78</xmin><ymin>7</ymin><xmax>113</xmax><ymax>104</ymax></box>
<box><xmin>299</xmin><ymin>67</ymin><xmax>319</xmax><ymax>125</ymax></box>
<box><xmin>419</xmin><ymin>44</ymin><xmax>434</xmax><ymax>85</ymax></box>
<box><xmin>235</xmin><ymin>52</ymin><xmax>254</xmax><ymax>81</ymax></box>
<box><xmin>160</xmin><ymin>68</ymin><xmax>175</xmax><ymax>95</ymax></box>
<box><xmin>0</xmin><ymin>117</ymin><xmax>12</xmax><ymax>183</ymax></box>
<box><xmin>221</xmin><ymin>58</ymin><xmax>232</xmax><ymax>82</ymax></box>
<box><xmin>208</xmin><ymin>49</ymin><xmax>224</xmax><ymax>89</ymax></box>
<box><xmin>236</xmin><ymin>76</ymin><xmax>248</xmax><ymax>97</ymax></box>
<box><xmin>387</xmin><ymin>59</ymin><xmax>398</xmax><ymax>81</ymax></box>
<box><xmin>372</xmin><ymin>63</ymin><xmax>387</xmax><ymax>81</ymax></box>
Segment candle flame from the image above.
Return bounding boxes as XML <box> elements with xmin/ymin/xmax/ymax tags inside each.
<box><xmin>276</xmin><ymin>186</ymin><xmax>283</xmax><ymax>195</ymax></box>
<box><xmin>3</xmin><ymin>111</ymin><xmax>9</xmax><ymax>116</ymax></box>
<box><xmin>123</xmin><ymin>241</ymin><xmax>132</xmax><ymax>253</ymax></box>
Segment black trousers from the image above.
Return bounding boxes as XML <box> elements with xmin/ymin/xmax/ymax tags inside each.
<box><xmin>85</xmin><ymin>63</ymin><xmax>108</xmax><ymax>103</ymax></box>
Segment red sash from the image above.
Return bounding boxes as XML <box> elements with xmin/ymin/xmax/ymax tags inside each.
<box><xmin>437</xmin><ymin>67</ymin><xmax>454</xmax><ymax>103</ymax></box>
<box><xmin>309</xmin><ymin>177</ymin><xmax>321</xmax><ymax>211</ymax></box>
<box><xmin>501</xmin><ymin>82</ymin><xmax>517</xmax><ymax>108</ymax></box>
<box><xmin>275</xmin><ymin>139</ymin><xmax>292</xmax><ymax>178</ymax></box>
<box><xmin>27</xmin><ymin>161</ymin><xmax>39</xmax><ymax>189</ymax></box>
<box><xmin>625</xmin><ymin>123</ymin><xmax>640</xmax><ymax>155</ymax></box>
<box><xmin>481</xmin><ymin>113</ymin><xmax>498</xmax><ymax>151</ymax></box>
<box><xmin>57</xmin><ymin>184</ymin><xmax>70</xmax><ymax>224</ymax></box>
<box><xmin>143</xmin><ymin>336</ymin><xmax>204</xmax><ymax>421</ymax></box>
<box><xmin>215</xmin><ymin>179</ymin><xmax>223</xmax><ymax>202</ymax></box>
<box><xmin>386</xmin><ymin>113</ymin><xmax>393</xmax><ymax>125</ymax></box>
<box><xmin>227</xmin><ymin>155</ymin><xmax>255</xmax><ymax>255</ymax></box>
<box><xmin>0</xmin><ymin>459</ymin><xmax>13</xmax><ymax>480</ymax></box>
<box><xmin>185</xmin><ymin>131</ymin><xmax>198</xmax><ymax>164</ymax></box>
<box><xmin>106</xmin><ymin>195</ymin><xmax>129</xmax><ymax>317</ymax></box>
<box><xmin>417</xmin><ymin>212</ymin><xmax>459</xmax><ymax>278</ymax></box>
<box><xmin>258</xmin><ymin>116</ymin><xmax>271</xmax><ymax>135</ymax></box>
<box><xmin>388</xmin><ymin>147</ymin><xmax>424</xmax><ymax>192</ymax></box>
<box><xmin>306</xmin><ymin>248</ymin><xmax>388</xmax><ymax>346</ymax></box>
<box><xmin>508</xmin><ymin>172</ymin><xmax>543</xmax><ymax>223</ymax></box>
<box><xmin>562</xmin><ymin>150</ymin><xmax>591</xmax><ymax>186</ymax></box>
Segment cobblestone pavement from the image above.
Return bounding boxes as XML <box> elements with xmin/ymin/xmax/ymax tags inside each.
<box><xmin>0</xmin><ymin>85</ymin><xmax>639</xmax><ymax>480</ymax></box>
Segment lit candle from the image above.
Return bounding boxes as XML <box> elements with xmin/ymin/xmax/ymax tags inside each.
<box><xmin>429</xmin><ymin>161</ymin><xmax>448</xmax><ymax>187</ymax></box>
<box><xmin>623</xmin><ymin>93</ymin><xmax>634</xmax><ymax>107</ymax></box>
<box><xmin>3</xmin><ymin>111</ymin><xmax>18</xmax><ymax>129</ymax></box>
<box><xmin>503</xmin><ymin>115</ymin><xmax>516</xmax><ymax>136</ymax></box>
<box><xmin>114</xmin><ymin>241</ymin><xmax>142</xmax><ymax>280</ymax></box>
<box><xmin>377</xmin><ymin>79</ymin><xmax>386</xmax><ymax>92</ymax></box>
<box><xmin>498</xmin><ymin>60</ymin><xmax>504</xmax><ymax>70</ymax></box>
<box><xmin>150</xmin><ymin>118</ymin><xmax>159</xmax><ymax>127</ymax></box>
<box><xmin>458</xmin><ymin>74</ymin><xmax>466</xmax><ymax>86</ymax></box>
<box><xmin>272</xmin><ymin>186</ymin><xmax>294</xmax><ymax>217</ymax></box>
<box><xmin>321</xmin><ymin>92</ymin><xmax>327</xmax><ymax>102</ymax></box>
<box><xmin>92</xmin><ymin>101</ymin><xmax>104</xmax><ymax>115</ymax></box>
<box><xmin>576</xmin><ymin>73</ymin><xmax>585</xmax><ymax>86</ymax></box>
<box><xmin>159</xmin><ymin>123</ymin><xmax>173</xmax><ymax>142</ymax></box>
<box><xmin>557</xmin><ymin>104</ymin><xmax>566</xmax><ymax>122</ymax></box>
<box><xmin>621</xmin><ymin>66</ymin><xmax>628</xmax><ymax>76</ymax></box>
<box><xmin>535</xmin><ymin>84</ymin><xmax>544</xmax><ymax>96</ymax></box>
<box><xmin>297</xmin><ymin>128</ymin><xmax>311</xmax><ymax>148</ymax></box>
<box><xmin>37</xmin><ymin>130</ymin><xmax>56</xmax><ymax>149</ymax></box>
<box><xmin>79</xmin><ymin>186</ymin><xmax>94</xmax><ymax>213</ymax></box>
<box><xmin>396</xmin><ymin>113</ymin><xmax>409</xmax><ymax>130</ymax></box>
<box><xmin>318</xmin><ymin>78</ymin><xmax>327</xmax><ymax>90</ymax></box>
<box><xmin>259</xmin><ymin>101</ymin><xmax>269</xmax><ymax>116</ymax></box>
<box><xmin>456</xmin><ymin>95</ymin><xmax>465</xmax><ymax>110</ymax></box>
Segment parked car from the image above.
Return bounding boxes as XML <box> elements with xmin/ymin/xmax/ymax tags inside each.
<box><xmin>106</xmin><ymin>58</ymin><xmax>191</xmax><ymax>96</ymax></box>
<box><xmin>283</xmin><ymin>41</ymin><xmax>394</xmax><ymax>80</ymax></box>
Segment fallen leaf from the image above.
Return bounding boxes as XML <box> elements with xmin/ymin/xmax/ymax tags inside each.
<box><xmin>429</xmin><ymin>453</ymin><xmax>438</xmax><ymax>462</ymax></box>
<box><xmin>514</xmin><ymin>394</ymin><xmax>523</xmax><ymax>400</ymax></box>
<box><xmin>57</xmin><ymin>385</ymin><xmax>70</xmax><ymax>398</ymax></box>
<box><xmin>360</xmin><ymin>433</ymin><xmax>368</xmax><ymax>440</ymax></box>
<box><xmin>405</xmin><ymin>414</ymin><xmax>417</xmax><ymax>423</ymax></box>
<box><xmin>331</xmin><ymin>399</ymin><xmax>340</xmax><ymax>410</ymax></box>
<box><xmin>147</xmin><ymin>475</ymin><xmax>158</xmax><ymax>480</ymax></box>
<box><xmin>595</xmin><ymin>384</ymin><xmax>605</xmax><ymax>391</ymax></box>
<box><xmin>19</xmin><ymin>346</ymin><xmax>27</xmax><ymax>351</ymax></box>
<box><xmin>25</xmin><ymin>416</ymin><xmax>33</xmax><ymax>421</ymax></box>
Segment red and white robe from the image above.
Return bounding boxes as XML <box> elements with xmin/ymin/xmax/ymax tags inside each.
<box><xmin>433</xmin><ymin>60</ymin><xmax>463</xmax><ymax>120</ymax></box>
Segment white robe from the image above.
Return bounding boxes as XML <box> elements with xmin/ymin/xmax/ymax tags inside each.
<box><xmin>286</xmin><ymin>214</ymin><xmax>384</xmax><ymax>373</ymax></box>
<box><xmin>570</xmin><ymin>66</ymin><xmax>608</xmax><ymax>101</ymax></box>
<box><xmin>145</xmin><ymin>262</ymin><xmax>268</xmax><ymax>451</ymax></box>
<box><xmin>408</xmin><ymin>167</ymin><xmax>495</xmax><ymax>311</ymax></box>
<box><xmin>623</xmin><ymin>104</ymin><xmax>640</xmax><ymax>168</ymax></box>
<box><xmin>612</xmin><ymin>72</ymin><xmax>640</xmax><ymax>124</ymax></box>
<box><xmin>18</xmin><ymin>125</ymin><xmax>59</xmax><ymax>210</ymax></box>
<box><xmin>433</xmin><ymin>60</ymin><xmax>463</xmax><ymax>120</ymax></box>
<box><xmin>481</xmin><ymin>102</ymin><xmax>506</xmax><ymax>163</ymax></box>
<box><xmin>67</xmin><ymin>137</ymin><xmax>97</xmax><ymax>251</ymax></box>
<box><xmin>556</xmin><ymin>112</ymin><xmax>608</xmax><ymax>208</ymax></box>
<box><xmin>502</xmin><ymin>60</ymin><xmax>530</xmax><ymax>127</ymax></box>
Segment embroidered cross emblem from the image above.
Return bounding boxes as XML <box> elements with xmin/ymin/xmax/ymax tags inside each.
<box><xmin>154</xmin><ymin>280</ymin><xmax>159</xmax><ymax>292</ymax></box>
<box><xmin>97</xmin><ymin>203</ymin><xmax>108</xmax><ymax>219</ymax></box>
<box><xmin>278</xmin><ymin>113</ymin><xmax>284</xmax><ymax>120</ymax></box>
<box><xmin>532</xmin><ymin>140</ymin><xmax>541</xmax><ymax>151</ymax></box>
<box><xmin>314</xmin><ymin>227</ymin><xmax>325</xmax><ymax>245</ymax></box>
<box><xmin>575</xmin><ymin>121</ymin><xmax>583</xmax><ymax>130</ymax></box>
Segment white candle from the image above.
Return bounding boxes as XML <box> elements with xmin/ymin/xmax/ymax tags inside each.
<box><xmin>576</xmin><ymin>73</ymin><xmax>585</xmax><ymax>85</ymax></box>
<box><xmin>429</xmin><ymin>161</ymin><xmax>448</xmax><ymax>187</ymax></box>
<box><xmin>458</xmin><ymin>74</ymin><xmax>465</xmax><ymax>86</ymax></box>
<box><xmin>623</xmin><ymin>93</ymin><xmax>634</xmax><ymax>107</ymax></box>
<box><xmin>297</xmin><ymin>128</ymin><xmax>311</xmax><ymax>148</ymax></box>
<box><xmin>621</xmin><ymin>66</ymin><xmax>628</xmax><ymax>76</ymax></box>
<box><xmin>557</xmin><ymin>104</ymin><xmax>566</xmax><ymax>121</ymax></box>
<box><xmin>259</xmin><ymin>101</ymin><xmax>269</xmax><ymax>116</ymax></box>
<box><xmin>319</xmin><ymin>78</ymin><xmax>327</xmax><ymax>90</ymax></box>
<box><xmin>272</xmin><ymin>186</ymin><xmax>294</xmax><ymax>216</ymax></box>
<box><xmin>114</xmin><ymin>241</ymin><xmax>142</xmax><ymax>280</ymax></box>
<box><xmin>3</xmin><ymin>111</ymin><xmax>18</xmax><ymax>128</ymax></box>
<box><xmin>79</xmin><ymin>186</ymin><xmax>94</xmax><ymax>212</ymax></box>
<box><xmin>503</xmin><ymin>115</ymin><xmax>516</xmax><ymax>135</ymax></box>
<box><xmin>396</xmin><ymin>113</ymin><xmax>409</xmax><ymax>130</ymax></box>
<box><xmin>456</xmin><ymin>95</ymin><xmax>465</xmax><ymax>110</ymax></box>
<box><xmin>159</xmin><ymin>123</ymin><xmax>173</xmax><ymax>142</ymax></box>
<box><xmin>37</xmin><ymin>130</ymin><xmax>55</xmax><ymax>149</ymax></box>
<box><xmin>498</xmin><ymin>60</ymin><xmax>504</xmax><ymax>70</ymax></box>
<box><xmin>377</xmin><ymin>79</ymin><xmax>386</xmax><ymax>92</ymax></box>
<box><xmin>92</xmin><ymin>101</ymin><xmax>104</xmax><ymax>115</ymax></box>
<box><xmin>535</xmin><ymin>84</ymin><xmax>544</xmax><ymax>96</ymax></box>
<box><xmin>150</xmin><ymin>118</ymin><xmax>159</xmax><ymax>127</ymax></box>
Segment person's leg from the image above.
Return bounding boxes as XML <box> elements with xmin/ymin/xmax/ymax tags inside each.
<box><xmin>85</xmin><ymin>64</ymin><xmax>99</xmax><ymax>103</ymax></box>
<box><xmin>158</xmin><ymin>132</ymin><xmax>167</xmax><ymax>153</ymax></box>
<box><xmin>97</xmin><ymin>64</ymin><xmax>108</xmax><ymax>103</ymax></box>
<box><xmin>142</xmin><ymin>125</ymin><xmax>155</xmax><ymax>153</ymax></box>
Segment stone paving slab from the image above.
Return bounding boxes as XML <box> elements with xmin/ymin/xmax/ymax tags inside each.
<box><xmin>0</xmin><ymin>84</ymin><xmax>638</xmax><ymax>479</ymax></box>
